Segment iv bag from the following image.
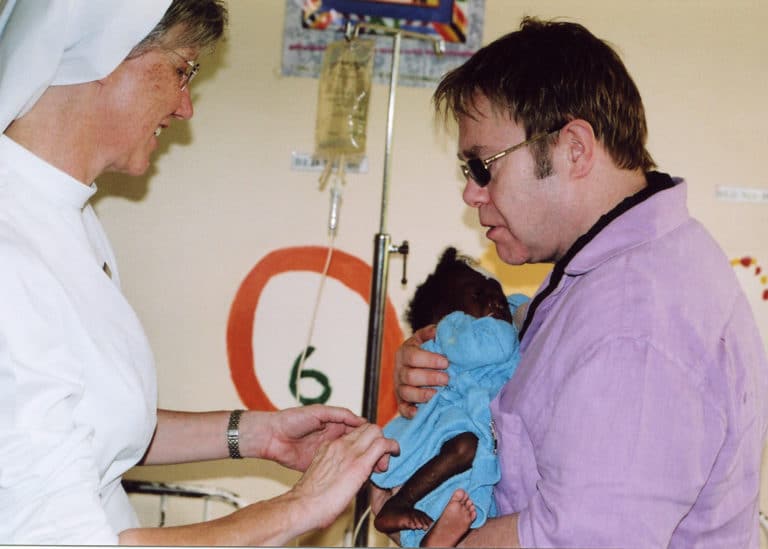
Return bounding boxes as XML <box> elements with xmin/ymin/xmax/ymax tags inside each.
<box><xmin>314</xmin><ymin>38</ymin><xmax>374</xmax><ymax>163</ymax></box>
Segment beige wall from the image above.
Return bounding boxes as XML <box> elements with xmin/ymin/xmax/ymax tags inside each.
<box><xmin>100</xmin><ymin>0</ymin><xmax>768</xmax><ymax>545</ymax></box>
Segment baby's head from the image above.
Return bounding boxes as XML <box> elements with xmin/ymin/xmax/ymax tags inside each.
<box><xmin>405</xmin><ymin>247</ymin><xmax>513</xmax><ymax>332</ymax></box>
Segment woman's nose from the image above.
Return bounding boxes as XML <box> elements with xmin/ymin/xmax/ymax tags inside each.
<box><xmin>173</xmin><ymin>88</ymin><xmax>194</xmax><ymax>120</ymax></box>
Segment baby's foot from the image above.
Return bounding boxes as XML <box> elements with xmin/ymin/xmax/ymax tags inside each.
<box><xmin>374</xmin><ymin>496</ymin><xmax>434</xmax><ymax>533</ymax></box>
<box><xmin>421</xmin><ymin>489</ymin><xmax>476</xmax><ymax>547</ymax></box>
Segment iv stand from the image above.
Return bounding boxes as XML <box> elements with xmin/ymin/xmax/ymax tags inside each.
<box><xmin>342</xmin><ymin>21</ymin><xmax>444</xmax><ymax>547</ymax></box>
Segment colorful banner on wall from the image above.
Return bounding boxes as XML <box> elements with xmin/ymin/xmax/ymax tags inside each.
<box><xmin>282</xmin><ymin>0</ymin><xmax>485</xmax><ymax>87</ymax></box>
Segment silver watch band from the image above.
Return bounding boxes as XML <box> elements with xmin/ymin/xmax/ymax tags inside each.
<box><xmin>227</xmin><ymin>409</ymin><xmax>244</xmax><ymax>459</ymax></box>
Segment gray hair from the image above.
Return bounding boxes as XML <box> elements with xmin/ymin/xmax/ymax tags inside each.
<box><xmin>130</xmin><ymin>0</ymin><xmax>227</xmax><ymax>55</ymax></box>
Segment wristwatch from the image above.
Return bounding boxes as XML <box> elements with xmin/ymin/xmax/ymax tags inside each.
<box><xmin>227</xmin><ymin>409</ymin><xmax>244</xmax><ymax>459</ymax></box>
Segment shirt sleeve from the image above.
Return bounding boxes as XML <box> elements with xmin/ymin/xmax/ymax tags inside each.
<box><xmin>517</xmin><ymin>336</ymin><xmax>726</xmax><ymax>548</ymax></box>
<box><xmin>0</xmin><ymin>243</ymin><xmax>118</xmax><ymax>544</ymax></box>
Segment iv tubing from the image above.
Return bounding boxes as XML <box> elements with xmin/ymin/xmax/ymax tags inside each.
<box><xmin>294</xmin><ymin>161</ymin><xmax>344</xmax><ymax>404</ymax></box>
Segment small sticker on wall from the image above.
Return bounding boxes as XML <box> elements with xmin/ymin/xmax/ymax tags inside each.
<box><xmin>716</xmin><ymin>186</ymin><xmax>768</xmax><ymax>203</ymax></box>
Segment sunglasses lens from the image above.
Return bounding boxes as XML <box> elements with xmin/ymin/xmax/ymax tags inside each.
<box><xmin>466</xmin><ymin>159</ymin><xmax>491</xmax><ymax>187</ymax></box>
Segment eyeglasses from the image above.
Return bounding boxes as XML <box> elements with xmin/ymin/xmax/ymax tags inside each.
<box><xmin>163</xmin><ymin>49</ymin><xmax>200</xmax><ymax>91</ymax></box>
<box><xmin>459</xmin><ymin>126</ymin><xmax>563</xmax><ymax>187</ymax></box>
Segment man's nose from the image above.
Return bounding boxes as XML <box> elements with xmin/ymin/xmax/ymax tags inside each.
<box><xmin>462</xmin><ymin>178</ymin><xmax>488</xmax><ymax>207</ymax></box>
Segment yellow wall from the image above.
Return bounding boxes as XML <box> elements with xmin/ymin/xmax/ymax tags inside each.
<box><xmin>99</xmin><ymin>1</ymin><xmax>768</xmax><ymax>545</ymax></box>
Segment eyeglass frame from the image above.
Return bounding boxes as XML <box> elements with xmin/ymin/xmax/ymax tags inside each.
<box><xmin>459</xmin><ymin>125</ymin><xmax>564</xmax><ymax>187</ymax></box>
<box><xmin>162</xmin><ymin>49</ymin><xmax>200</xmax><ymax>91</ymax></box>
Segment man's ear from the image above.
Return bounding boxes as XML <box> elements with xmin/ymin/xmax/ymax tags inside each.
<box><xmin>561</xmin><ymin>119</ymin><xmax>596</xmax><ymax>179</ymax></box>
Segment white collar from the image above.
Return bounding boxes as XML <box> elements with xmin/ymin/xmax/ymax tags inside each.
<box><xmin>0</xmin><ymin>133</ymin><xmax>96</xmax><ymax>210</ymax></box>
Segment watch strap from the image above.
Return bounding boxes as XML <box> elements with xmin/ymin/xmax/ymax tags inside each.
<box><xmin>226</xmin><ymin>409</ymin><xmax>244</xmax><ymax>459</ymax></box>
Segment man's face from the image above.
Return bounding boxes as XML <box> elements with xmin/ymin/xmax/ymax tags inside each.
<box><xmin>99</xmin><ymin>44</ymin><xmax>198</xmax><ymax>177</ymax></box>
<box><xmin>458</xmin><ymin>94</ymin><xmax>568</xmax><ymax>265</ymax></box>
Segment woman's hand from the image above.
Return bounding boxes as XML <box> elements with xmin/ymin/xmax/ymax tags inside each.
<box><xmin>394</xmin><ymin>325</ymin><xmax>449</xmax><ymax>418</ymax></box>
<box><xmin>254</xmin><ymin>405</ymin><xmax>368</xmax><ymax>471</ymax></box>
<box><xmin>121</xmin><ymin>421</ymin><xmax>399</xmax><ymax>547</ymax></box>
<box><xmin>289</xmin><ymin>422</ymin><xmax>400</xmax><ymax>530</ymax></box>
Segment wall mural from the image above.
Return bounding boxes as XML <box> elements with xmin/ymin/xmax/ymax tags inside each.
<box><xmin>731</xmin><ymin>255</ymin><xmax>768</xmax><ymax>356</ymax></box>
<box><xmin>732</xmin><ymin>256</ymin><xmax>768</xmax><ymax>301</ymax></box>
<box><xmin>226</xmin><ymin>246</ymin><xmax>402</xmax><ymax>426</ymax></box>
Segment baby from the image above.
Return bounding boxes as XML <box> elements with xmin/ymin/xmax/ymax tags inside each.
<box><xmin>371</xmin><ymin>247</ymin><xmax>528</xmax><ymax>546</ymax></box>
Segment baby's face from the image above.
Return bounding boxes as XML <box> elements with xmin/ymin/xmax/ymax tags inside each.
<box><xmin>455</xmin><ymin>270</ymin><xmax>513</xmax><ymax>324</ymax></box>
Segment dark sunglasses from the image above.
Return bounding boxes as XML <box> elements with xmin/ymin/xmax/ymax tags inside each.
<box><xmin>460</xmin><ymin>126</ymin><xmax>564</xmax><ymax>187</ymax></box>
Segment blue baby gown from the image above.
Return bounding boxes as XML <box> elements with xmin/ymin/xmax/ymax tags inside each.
<box><xmin>371</xmin><ymin>294</ymin><xmax>528</xmax><ymax>547</ymax></box>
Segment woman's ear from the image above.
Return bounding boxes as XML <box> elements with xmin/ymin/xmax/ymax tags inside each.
<box><xmin>561</xmin><ymin>119</ymin><xmax>596</xmax><ymax>179</ymax></box>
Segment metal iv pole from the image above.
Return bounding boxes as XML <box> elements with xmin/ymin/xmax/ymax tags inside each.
<box><xmin>342</xmin><ymin>21</ymin><xmax>444</xmax><ymax>547</ymax></box>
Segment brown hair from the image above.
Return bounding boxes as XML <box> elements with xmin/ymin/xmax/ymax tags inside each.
<box><xmin>434</xmin><ymin>16</ymin><xmax>655</xmax><ymax>174</ymax></box>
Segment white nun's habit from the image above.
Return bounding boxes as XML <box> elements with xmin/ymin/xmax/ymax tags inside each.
<box><xmin>0</xmin><ymin>1</ymin><xmax>172</xmax><ymax>544</ymax></box>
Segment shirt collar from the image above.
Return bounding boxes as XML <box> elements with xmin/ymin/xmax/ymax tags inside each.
<box><xmin>519</xmin><ymin>171</ymin><xmax>683</xmax><ymax>341</ymax></box>
<box><xmin>0</xmin><ymin>133</ymin><xmax>96</xmax><ymax>210</ymax></box>
<box><xmin>564</xmin><ymin>173</ymin><xmax>687</xmax><ymax>276</ymax></box>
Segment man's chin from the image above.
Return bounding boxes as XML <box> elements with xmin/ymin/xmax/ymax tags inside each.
<box><xmin>493</xmin><ymin>243</ymin><xmax>531</xmax><ymax>266</ymax></box>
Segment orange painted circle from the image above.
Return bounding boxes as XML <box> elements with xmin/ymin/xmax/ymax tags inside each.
<box><xmin>226</xmin><ymin>246</ymin><xmax>402</xmax><ymax>426</ymax></box>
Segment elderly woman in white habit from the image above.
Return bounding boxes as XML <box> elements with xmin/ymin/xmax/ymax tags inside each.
<box><xmin>0</xmin><ymin>1</ymin><xmax>398</xmax><ymax>545</ymax></box>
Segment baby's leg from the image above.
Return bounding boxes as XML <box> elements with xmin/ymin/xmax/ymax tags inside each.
<box><xmin>374</xmin><ymin>432</ymin><xmax>478</xmax><ymax>534</ymax></box>
<box><xmin>421</xmin><ymin>489</ymin><xmax>476</xmax><ymax>547</ymax></box>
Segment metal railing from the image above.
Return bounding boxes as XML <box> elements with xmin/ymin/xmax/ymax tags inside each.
<box><xmin>123</xmin><ymin>479</ymin><xmax>248</xmax><ymax>527</ymax></box>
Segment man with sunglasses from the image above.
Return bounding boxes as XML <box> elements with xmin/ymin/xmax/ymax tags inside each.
<box><xmin>384</xmin><ymin>17</ymin><xmax>768</xmax><ymax>548</ymax></box>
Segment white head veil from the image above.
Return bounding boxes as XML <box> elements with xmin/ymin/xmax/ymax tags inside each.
<box><xmin>0</xmin><ymin>0</ymin><xmax>173</xmax><ymax>132</ymax></box>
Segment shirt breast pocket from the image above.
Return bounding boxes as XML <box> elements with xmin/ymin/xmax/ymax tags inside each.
<box><xmin>491</xmin><ymin>408</ymin><xmax>539</xmax><ymax>516</ymax></box>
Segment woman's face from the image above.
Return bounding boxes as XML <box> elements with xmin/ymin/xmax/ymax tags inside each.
<box><xmin>98</xmin><ymin>44</ymin><xmax>198</xmax><ymax>177</ymax></box>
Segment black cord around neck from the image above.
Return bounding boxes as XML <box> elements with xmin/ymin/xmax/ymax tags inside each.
<box><xmin>518</xmin><ymin>171</ymin><xmax>675</xmax><ymax>342</ymax></box>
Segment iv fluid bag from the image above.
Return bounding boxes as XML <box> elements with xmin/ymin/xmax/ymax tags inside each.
<box><xmin>314</xmin><ymin>38</ymin><xmax>374</xmax><ymax>162</ymax></box>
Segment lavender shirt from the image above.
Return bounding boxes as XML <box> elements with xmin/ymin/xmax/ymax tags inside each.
<box><xmin>491</xmin><ymin>176</ymin><xmax>768</xmax><ymax>548</ymax></box>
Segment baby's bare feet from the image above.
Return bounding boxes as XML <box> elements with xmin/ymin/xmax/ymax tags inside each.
<box><xmin>421</xmin><ymin>489</ymin><xmax>476</xmax><ymax>547</ymax></box>
<box><xmin>374</xmin><ymin>495</ymin><xmax>433</xmax><ymax>533</ymax></box>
